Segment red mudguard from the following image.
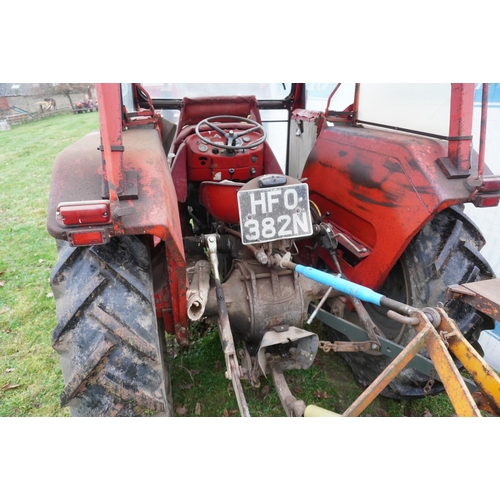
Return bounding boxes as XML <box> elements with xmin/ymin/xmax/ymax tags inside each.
<box><xmin>300</xmin><ymin>123</ymin><xmax>480</xmax><ymax>290</ymax></box>
<box><xmin>47</xmin><ymin>125</ymin><xmax>188</xmax><ymax>343</ymax></box>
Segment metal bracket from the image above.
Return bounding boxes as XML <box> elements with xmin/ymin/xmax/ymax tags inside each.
<box><xmin>436</xmin><ymin>156</ymin><xmax>471</xmax><ymax>179</ymax></box>
<box><xmin>102</xmin><ymin>170</ymin><xmax>139</xmax><ymax>201</ymax></box>
<box><xmin>447</xmin><ymin>278</ymin><xmax>500</xmax><ymax>322</ymax></box>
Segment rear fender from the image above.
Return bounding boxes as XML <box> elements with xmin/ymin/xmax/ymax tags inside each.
<box><xmin>47</xmin><ymin>126</ymin><xmax>187</xmax><ymax>341</ymax></box>
<box><xmin>301</xmin><ymin>124</ymin><xmax>478</xmax><ymax>290</ymax></box>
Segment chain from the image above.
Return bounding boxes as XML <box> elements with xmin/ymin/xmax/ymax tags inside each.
<box><xmin>319</xmin><ymin>340</ymin><xmax>336</xmax><ymax>353</ymax></box>
<box><xmin>439</xmin><ymin>330</ymin><xmax>450</xmax><ymax>348</ymax></box>
<box><xmin>423</xmin><ymin>369</ymin><xmax>436</xmax><ymax>396</ymax></box>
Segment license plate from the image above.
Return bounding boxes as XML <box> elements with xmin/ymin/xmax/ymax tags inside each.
<box><xmin>238</xmin><ymin>183</ymin><xmax>313</xmax><ymax>245</ymax></box>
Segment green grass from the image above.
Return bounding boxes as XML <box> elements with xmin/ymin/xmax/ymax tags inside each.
<box><xmin>0</xmin><ymin>113</ymin><xmax>456</xmax><ymax>417</ymax></box>
<box><xmin>0</xmin><ymin>113</ymin><xmax>100</xmax><ymax>416</ymax></box>
<box><xmin>169</xmin><ymin>322</ymin><xmax>456</xmax><ymax>418</ymax></box>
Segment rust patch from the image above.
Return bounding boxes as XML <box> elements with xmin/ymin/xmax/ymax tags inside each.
<box><xmin>319</xmin><ymin>161</ymin><xmax>333</xmax><ymax>169</ymax></box>
<box><xmin>348</xmin><ymin>191</ymin><xmax>395</xmax><ymax>208</ymax></box>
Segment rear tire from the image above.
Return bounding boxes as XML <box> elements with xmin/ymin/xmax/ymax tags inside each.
<box><xmin>50</xmin><ymin>236</ymin><xmax>172</xmax><ymax>416</ymax></box>
<box><xmin>330</xmin><ymin>206</ymin><xmax>495</xmax><ymax>398</ymax></box>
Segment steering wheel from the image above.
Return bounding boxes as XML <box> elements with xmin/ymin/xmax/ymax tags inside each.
<box><xmin>195</xmin><ymin>115</ymin><xmax>266</xmax><ymax>151</ymax></box>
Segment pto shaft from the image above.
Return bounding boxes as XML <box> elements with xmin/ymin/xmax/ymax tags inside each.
<box><xmin>281</xmin><ymin>261</ymin><xmax>417</xmax><ymax>317</ymax></box>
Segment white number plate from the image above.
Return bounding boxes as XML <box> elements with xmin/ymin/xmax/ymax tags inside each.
<box><xmin>237</xmin><ymin>183</ymin><xmax>313</xmax><ymax>245</ymax></box>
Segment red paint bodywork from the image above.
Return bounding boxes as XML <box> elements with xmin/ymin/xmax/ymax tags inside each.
<box><xmin>299</xmin><ymin>123</ymin><xmax>493</xmax><ymax>290</ymax></box>
<box><xmin>199</xmin><ymin>181</ymin><xmax>244</xmax><ymax>224</ymax></box>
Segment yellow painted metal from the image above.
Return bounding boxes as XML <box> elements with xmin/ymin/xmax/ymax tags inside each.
<box><xmin>441</xmin><ymin>310</ymin><xmax>500</xmax><ymax>415</ymax></box>
<box><xmin>425</xmin><ymin>325</ymin><xmax>481</xmax><ymax>417</ymax></box>
<box><xmin>340</xmin><ymin>310</ymin><xmax>489</xmax><ymax>417</ymax></box>
<box><xmin>311</xmin><ymin>306</ymin><xmax>499</xmax><ymax>417</ymax></box>
<box><xmin>304</xmin><ymin>405</ymin><xmax>341</xmax><ymax>417</ymax></box>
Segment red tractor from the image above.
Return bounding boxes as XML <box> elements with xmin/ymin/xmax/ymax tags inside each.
<box><xmin>47</xmin><ymin>83</ymin><xmax>500</xmax><ymax>416</ymax></box>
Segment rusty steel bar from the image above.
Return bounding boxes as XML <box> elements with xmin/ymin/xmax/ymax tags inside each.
<box><xmin>473</xmin><ymin>393</ymin><xmax>500</xmax><ymax>415</ymax></box>
<box><xmin>387</xmin><ymin>310</ymin><xmax>420</xmax><ymax>326</ymax></box>
<box><xmin>325</xmin><ymin>83</ymin><xmax>342</xmax><ymax>116</ymax></box>
<box><xmin>343</xmin><ymin>309</ymin><xmax>484</xmax><ymax>417</ymax></box>
<box><xmin>307</xmin><ymin>287</ymin><xmax>332</xmax><ymax>324</ymax></box>
<box><xmin>450</xmin><ymin>278</ymin><xmax>500</xmax><ymax>322</ymax></box>
<box><xmin>352</xmin><ymin>83</ymin><xmax>360</xmax><ymax>123</ymax></box>
<box><xmin>351</xmin><ymin>297</ymin><xmax>382</xmax><ymax>348</ymax></box>
<box><xmin>468</xmin><ymin>83</ymin><xmax>490</xmax><ymax>200</ymax></box>
<box><xmin>206</xmin><ymin>235</ymin><xmax>250</xmax><ymax>417</ymax></box>
<box><xmin>269</xmin><ymin>361</ymin><xmax>306</xmax><ymax>417</ymax></box>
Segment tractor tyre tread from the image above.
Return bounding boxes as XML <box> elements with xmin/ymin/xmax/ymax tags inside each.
<box><xmin>50</xmin><ymin>236</ymin><xmax>172</xmax><ymax>416</ymax></box>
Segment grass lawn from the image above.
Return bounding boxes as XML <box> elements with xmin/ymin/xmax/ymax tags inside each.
<box><xmin>0</xmin><ymin>112</ymin><xmax>457</xmax><ymax>417</ymax></box>
<box><xmin>0</xmin><ymin>112</ymin><xmax>101</xmax><ymax>416</ymax></box>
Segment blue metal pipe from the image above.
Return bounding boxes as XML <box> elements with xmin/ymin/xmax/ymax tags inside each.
<box><xmin>294</xmin><ymin>264</ymin><xmax>384</xmax><ymax>306</ymax></box>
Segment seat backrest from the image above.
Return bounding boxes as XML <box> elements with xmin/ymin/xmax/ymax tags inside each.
<box><xmin>176</xmin><ymin>95</ymin><xmax>262</xmax><ymax>131</ymax></box>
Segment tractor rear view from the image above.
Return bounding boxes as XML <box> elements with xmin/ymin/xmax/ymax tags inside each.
<box><xmin>46</xmin><ymin>83</ymin><xmax>500</xmax><ymax>417</ymax></box>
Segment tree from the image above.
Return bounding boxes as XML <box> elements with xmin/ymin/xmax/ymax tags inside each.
<box><xmin>37</xmin><ymin>83</ymin><xmax>95</xmax><ymax>110</ymax></box>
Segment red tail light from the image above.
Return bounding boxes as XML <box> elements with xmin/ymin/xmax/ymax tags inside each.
<box><xmin>57</xmin><ymin>201</ymin><xmax>111</xmax><ymax>226</ymax></box>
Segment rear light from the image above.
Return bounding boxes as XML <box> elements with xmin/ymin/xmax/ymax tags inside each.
<box><xmin>57</xmin><ymin>201</ymin><xmax>111</xmax><ymax>226</ymax></box>
<box><xmin>472</xmin><ymin>195</ymin><xmax>500</xmax><ymax>208</ymax></box>
<box><xmin>70</xmin><ymin>231</ymin><xmax>104</xmax><ymax>246</ymax></box>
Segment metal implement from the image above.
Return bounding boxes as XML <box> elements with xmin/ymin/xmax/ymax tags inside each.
<box><xmin>307</xmin><ymin>307</ymin><xmax>500</xmax><ymax>417</ymax></box>
<box><xmin>341</xmin><ymin>309</ymin><xmax>483</xmax><ymax>417</ymax></box>
<box><xmin>310</xmin><ymin>304</ymin><xmax>478</xmax><ymax>394</ymax></box>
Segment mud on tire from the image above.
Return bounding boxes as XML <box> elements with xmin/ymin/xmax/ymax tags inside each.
<box><xmin>330</xmin><ymin>206</ymin><xmax>495</xmax><ymax>399</ymax></box>
<box><xmin>50</xmin><ymin>236</ymin><xmax>172</xmax><ymax>416</ymax></box>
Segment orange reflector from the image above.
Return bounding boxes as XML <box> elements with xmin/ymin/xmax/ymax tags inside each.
<box><xmin>71</xmin><ymin>231</ymin><xmax>104</xmax><ymax>246</ymax></box>
<box><xmin>57</xmin><ymin>201</ymin><xmax>111</xmax><ymax>226</ymax></box>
